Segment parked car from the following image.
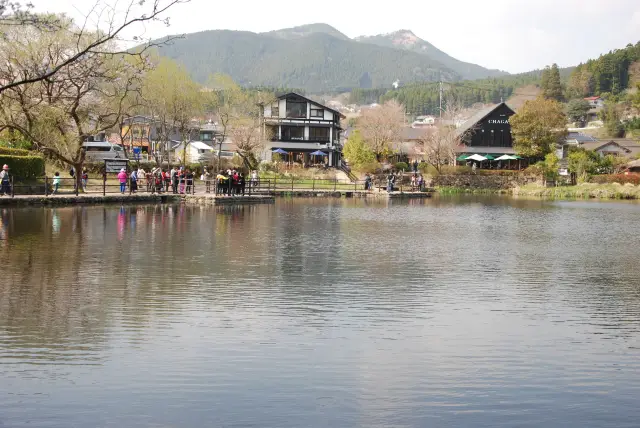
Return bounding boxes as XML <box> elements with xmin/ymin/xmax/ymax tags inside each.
<box><xmin>83</xmin><ymin>142</ymin><xmax>127</xmax><ymax>162</ymax></box>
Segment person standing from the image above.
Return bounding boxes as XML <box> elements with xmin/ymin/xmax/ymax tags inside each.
<box><xmin>81</xmin><ymin>168</ymin><xmax>89</xmax><ymax>192</ymax></box>
<box><xmin>117</xmin><ymin>168</ymin><xmax>127</xmax><ymax>194</ymax></box>
<box><xmin>185</xmin><ymin>169</ymin><xmax>193</xmax><ymax>194</ymax></box>
<box><xmin>239</xmin><ymin>172</ymin><xmax>246</xmax><ymax>196</ymax></box>
<box><xmin>203</xmin><ymin>167</ymin><xmax>212</xmax><ymax>193</ymax></box>
<box><xmin>0</xmin><ymin>164</ymin><xmax>10</xmax><ymax>196</ymax></box>
<box><xmin>251</xmin><ymin>170</ymin><xmax>258</xmax><ymax>188</ymax></box>
<box><xmin>171</xmin><ymin>167</ymin><xmax>178</xmax><ymax>194</ymax></box>
<box><xmin>130</xmin><ymin>169</ymin><xmax>138</xmax><ymax>193</ymax></box>
<box><xmin>387</xmin><ymin>171</ymin><xmax>395</xmax><ymax>193</ymax></box>
<box><xmin>51</xmin><ymin>172</ymin><xmax>61</xmax><ymax>194</ymax></box>
<box><xmin>413</xmin><ymin>160</ymin><xmax>419</xmax><ymax>173</ymax></box>
<box><xmin>364</xmin><ymin>173</ymin><xmax>372</xmax><ymax>191</ymax></box>
<box><xmin>179</xmin><ymin>168</ymin><xmax>186</xmax><ymax>194</ymax></box>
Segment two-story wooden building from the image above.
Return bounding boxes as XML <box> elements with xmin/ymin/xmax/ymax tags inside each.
<box><xmin>261</xmin><ymin>93</ymin><xmax>345</xmax><ymax>167</ymax></box>
<box><xmin>455</xmin><ymin>102</ymin><xmax>529</xmax><ymax>166</ymax></box>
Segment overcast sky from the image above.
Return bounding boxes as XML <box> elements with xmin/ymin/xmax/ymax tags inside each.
<box><xmin>38</xmin><ymin>0</ymin><xmax>640</xmax><ymax>73</ymax></box>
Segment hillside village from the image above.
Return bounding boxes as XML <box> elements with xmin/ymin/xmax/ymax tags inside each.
<box><xmin>1</xmin><ymin>13</ymin><xmax>640</xmax><ymax>191</ymax></box>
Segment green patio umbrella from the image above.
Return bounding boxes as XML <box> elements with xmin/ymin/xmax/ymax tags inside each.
<box><xmin>456</xmin><ymin>155</ymin><xmax>469</xmax><ymax>161</ymax></box>
<box><xmin>483</xmin><ymin>154</ymin><xmax>495</xmax><ymax>160</ymax></box>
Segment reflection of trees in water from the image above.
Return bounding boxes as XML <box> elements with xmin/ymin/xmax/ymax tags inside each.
<box><xmin>1</xmin><ymin>199</ymin><xmax>640</xmax><ymax>359</ymax></box>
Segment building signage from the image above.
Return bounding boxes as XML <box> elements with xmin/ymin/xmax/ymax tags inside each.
<box><xmin>488</xmin><ymin>119</ymin><xmax>509</xmax><ymax>124</ymax></box>
<box><xmin>104</xmin><ymin>159</ymin><xmax>129</xmax><ymax>173</ymax></box>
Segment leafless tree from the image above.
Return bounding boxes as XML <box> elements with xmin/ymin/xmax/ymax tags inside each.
<box><xmin>0</xmin><ymin>17</ymin><xmax>152</xmax><ymax>189</ymax></box>
<box><xmin>357</xmin><ymin>100</ymin><xmax>404</xmax><ymax>159</ymax></box>
<box><xmin>416</xmin><ymin>96</ymin><xmax>474</xmax><ymax>172</ymax></box>
<box><xmin>0</xmin><ymin>0</ymin><xmax>188</xmax><ymax>94</ymax></box>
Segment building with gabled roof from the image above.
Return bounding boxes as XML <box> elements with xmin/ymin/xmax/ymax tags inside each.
<box><xmin>455</xmin><ymin>103</ymin><xmax>525</xmax><ymax>165</ymax></box>
<box><xmin>260</xmin><ymin>92</ymin><xmax>346</xmax><ymax>167</ymax></box>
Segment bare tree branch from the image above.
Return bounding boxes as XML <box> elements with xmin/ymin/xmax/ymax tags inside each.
<box><xmin>0</xmin><ymin>0</ymin><xmax>188</xmax><ymax>94</ymax></box>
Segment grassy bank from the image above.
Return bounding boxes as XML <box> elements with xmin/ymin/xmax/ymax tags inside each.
<box><xmin>436</xmin><ymin>187</ymin><xmax>511</xmax><ymax>195</ymax></box>
<box><xmin>514</xmin><ymin>183</ymin><xmax>640</xmax><ymax>200</ymax></box>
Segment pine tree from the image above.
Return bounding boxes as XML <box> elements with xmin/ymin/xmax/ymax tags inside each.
<box><xmin>540</xmin><ymin>66</ymin><xmax>551</xmax><ymax>94</ymax></box>
<box><xmin>543</xmin><ymin>64</ymin><xmax>564</xmax><ymax>102</ymax></box>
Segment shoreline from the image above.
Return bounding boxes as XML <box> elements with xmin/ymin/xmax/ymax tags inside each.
<box><xmin>0</xmin><ymin>189</ymin><xmax>433</xmax><ymax>207</ymax></box>
<box><xmin>437</xmin><ymin>184</ymin><xmax>640</xmax><ymax>200</ymax></box>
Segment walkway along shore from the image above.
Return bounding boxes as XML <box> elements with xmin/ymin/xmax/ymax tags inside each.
<box><xmin>0</xmin><ymin>189</ymin><xmax>433</xmax><ymax>207</ymax></box>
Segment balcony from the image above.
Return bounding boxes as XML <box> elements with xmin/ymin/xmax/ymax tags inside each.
<box><xmin>271</xmin><ymin>136</ymin><xmax>330</xmax><ymax>143</ymax></box>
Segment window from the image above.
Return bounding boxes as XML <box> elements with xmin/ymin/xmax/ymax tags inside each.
<box><xmin>309</xmin><ymin>127</ymin><xmax>329</xmax><ymax>142</ymax></box>
<box><xmin>310</xmin><ymin>107</ymin><xmax>324</xmax><ymax>118</ymax></box>
<box><xmin>201</xmin><ymin>131</ymin><xmax>213</xmax><ymax>141</ymax></box>
<box><xmin>286</xmin><ymin>101</ymin><xmax>306</xmax><ymax>118</ymax></box>
<box><xmin>271</xmin><ymin>103</ymin><xmax>279</xmax><ymax>117</ymax></box>
<box><xmin>282</xmin><ymin>126</ymin><xmax>304</xmax><ymax>141</ymax></box>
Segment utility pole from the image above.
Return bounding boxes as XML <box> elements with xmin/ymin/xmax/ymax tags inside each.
<box><xmin>439</xmin><ymin>81</ymin><xmax>443</xmax><ymax>119</ymax></box>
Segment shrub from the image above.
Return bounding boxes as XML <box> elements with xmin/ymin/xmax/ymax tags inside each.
<box><xmin>440</xmin><ymin>165</ymin><xmax>472</xmax><ymax>175</ymax></box>
<box><xmin>394</xmin><ymin>162</ymin><xmax>409</xmax><ymax>171</ymax></box>
<box><xmin>0</xmin><ymin>155</ymin><xmax>45</xmax><ymax>179</ymax></box>
<box><xmin>523</xmin><ymin>164</ymin><xmax>544</xmax><ymax>176</ymax></box>
<box><xmin>353</xmin><ymin>161</ymin><xmax>382</xmax><ymax>174</ymax></box>
<box><xmin>0</xmin><ymin>147</ymin><xmax>30</xmax><ymax>156</ymax></box>
<box><xmin>590</xmin><ymin>174</ymin><xmax>640</xmax><ymax>185</ymax></box>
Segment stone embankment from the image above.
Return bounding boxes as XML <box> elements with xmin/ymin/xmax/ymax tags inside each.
<box><xmin>430</xmin><ymin>174</ymin><xmax>540</xmax><ymax>191</ymax></box>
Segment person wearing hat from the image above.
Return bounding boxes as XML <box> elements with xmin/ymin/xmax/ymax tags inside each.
<box><xmin>0</xmin><ymin>164</ymin><xmax>10</xmax><ymax>196</ymax></box>
<box><xmin>117</xmin><ymin>168</ymin><xmax>127</xmax><ymax>194</ymax></box>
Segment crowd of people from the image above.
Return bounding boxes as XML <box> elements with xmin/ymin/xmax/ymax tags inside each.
<box><xmin>361</xmin><ymin>171</ymin><xmax>426</xmax><ymax>193</ymax></box>
<box><xmin>213</xmin><ymin>169</ymin><xmax>253</xmax><ymax>196</ymax></box>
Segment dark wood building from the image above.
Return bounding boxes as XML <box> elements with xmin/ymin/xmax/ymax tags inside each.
<box><xmin>456</xmin><ymin>103</ymin><xmax>518</xmax><ymax>159</ymax></box>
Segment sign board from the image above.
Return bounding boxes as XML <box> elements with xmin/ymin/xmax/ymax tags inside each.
<box><xmin>104</xmin><ymin>159</ymin><xmax>129</xmax><ymax>174</ymax></box>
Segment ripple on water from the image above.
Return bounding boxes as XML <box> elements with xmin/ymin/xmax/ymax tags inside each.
<box><xmin>0</xmin><ymin>197</ymin><xmax>640</xmax><ymax>427</ymax></box>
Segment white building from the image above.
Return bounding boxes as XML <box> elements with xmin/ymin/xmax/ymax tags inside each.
<box><xmin>172</xmin><ymin>141</ymin><xmax>215</xmax><ymax>164</ymax></box>
<box><xmin>261</xmin><ymin>93</ymin><xmax>345</xmax><ymax>167</ymax></box>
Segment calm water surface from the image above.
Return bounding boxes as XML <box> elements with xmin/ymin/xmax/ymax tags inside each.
<box><xmin>1</xmin><ymin>196</ymin><xmax>640</xmax><ymax>427</ymax></box>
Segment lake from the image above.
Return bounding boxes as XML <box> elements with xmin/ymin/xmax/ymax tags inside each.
<box><xmin>1</xmin><ymin>196</ymin><xmax>640</xmax><ymax>427</ymax></box>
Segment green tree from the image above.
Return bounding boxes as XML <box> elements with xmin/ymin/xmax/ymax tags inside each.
<box><xmin>342</xmin><ymin>130</ymin><xmax>376</xmax><ymax>169</ymax></box>
<box><xmin>543</xmin><ymin>64</ymin><xmax>564</xmax><ymax>101</ymax></box>
<box><xmin>143</xmin><ymin>57</ymin><xmax>204</xmax><ymax>166</ymax></box>
<box><xmin>568</xmin><ymin>149</ymin><xmax>598</xmax><ymax>183</ymax></box>
<box><xmin>566</xmin><ymin>99</ymin><xmax>591</xmax><ymax>123</ymax></box>
<box><xmin>542</xmin><ymin>152</ymin><xmax>560</xmax><ymax>180</ymax></box>
<box><xmin>510</xmin><ymin>98</ymin><xmax>568</xmax><ymax>158</ymax></box>
<box><xmin>633</xmin><ymin>83</ymin><xmax>640</xmax><ymax>110</ymax></box>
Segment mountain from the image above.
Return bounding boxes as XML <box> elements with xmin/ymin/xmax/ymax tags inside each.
<box><xmin>264</xmin><ymin>23</ymin><xmax>350</xmax><ymax>41</ymax></box>
<box><xmin>154</xmin><ymin>30</ymin><xmax>459</xmax><ymax>92</ymax></box>
<box><xmin>355</xmin><ymin>30</ymin><xmax>508</xmax><ymax>80</ymax></box>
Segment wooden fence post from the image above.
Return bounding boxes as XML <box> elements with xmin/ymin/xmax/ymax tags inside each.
<box><xmin>44</xmin><ymin>176</ymin><xmax>48</xmax><ymax>197</ymax></box>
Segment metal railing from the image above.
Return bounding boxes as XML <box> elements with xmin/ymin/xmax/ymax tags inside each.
<box><xmin>4</xmin><ymin>175</ymin><xmax>198</xmax><ymax>197</ymax></box>
<box><xmin>3</xmin><ymin>174</ymin><xmax>430</xmax><ymax>198</ymax></box>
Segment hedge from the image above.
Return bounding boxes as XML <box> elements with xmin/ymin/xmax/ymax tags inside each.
<box><xmin>0</xmin><ymin>155</ymin><xmax>45</xmax><ymax>179</ymax></box>
<box><xmin>0</xmin><ymin>147</ymin><xmax>31</xmax><ymax>156</ymax></box>
<box><xmin>590</xmin><ymin>174</ymin><xmax>640</xmax><ymax>185</ymax></box>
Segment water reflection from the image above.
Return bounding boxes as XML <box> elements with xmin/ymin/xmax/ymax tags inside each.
<box><xmin>1</xmin><ymin>197</ymin><xmax>640</xmax><ymax>427</ymax></box>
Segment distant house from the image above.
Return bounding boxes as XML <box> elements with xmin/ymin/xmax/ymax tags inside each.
<box><xmin>172</xmin><ymin>141</ymin><xmax>215</xmax><ymax>164</ymax></box>
<box><xmin>114</xmin><ymin>116</ymin><xmax>198</xmax><ymax>155</ymax></box>
<box><xmin>412</xmin><ymin>115</ymin><xmax>436</xmax><ymax>127</ymax></box>
<box><xmin>578</xmin><ymin>140</ymin><xmax>632</xmax><ymax>157</ymax></box>
<box><xmin>261</xmin><ymin>92</ymin><xmax>345</xmax><ymax>167</ymax></box>
<box><xmin>558</xmin><ymin>135</ymin><xmax>640</xmax><ymax>159</ymax></box>
<box><xmin>557</xmin><ymin>132</ymin><xmax>599</xmax><ymax>159</ymax></box>
<box><xmin>584</xmin><ymin>96</ymin><xmax>605</xmax><ymax>108</ymax></box>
